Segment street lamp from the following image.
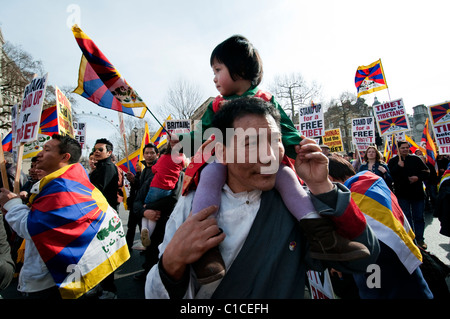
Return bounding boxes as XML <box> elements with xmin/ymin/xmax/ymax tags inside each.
<box><xmin>133</xmin><ymin>127</ymin><xmax>138</xmax><ymax>150</ymax></box>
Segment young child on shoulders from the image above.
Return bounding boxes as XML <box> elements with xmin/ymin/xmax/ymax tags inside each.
<box><xmin>177</xmin><ymin>35</ymin><xmax>369</xmax><ymax>284</ymax></box>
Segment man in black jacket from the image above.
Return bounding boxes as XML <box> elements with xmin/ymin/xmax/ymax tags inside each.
<box><xmin>89</xmin><ymin>138</ymin><xmax>120</xmax><ymax>298</ymax></box>
<box><xmin>132</xmin><ymin>143</ymin><xmax>183</xmax><ymax>281</ymax></box>
<box><xmin>126</xmin><ymin>143</ymin><xmax>159</xmax><ymax>250</ymax></box>
<box><xmin>90</xmin><ymin>138</ymin><xmax>119</xmax><ymax>211</ymax></box>
<box><xmin>388</xmin><ymin>141</ymin><xmax>430</xmax><ymax>249</ymax></box>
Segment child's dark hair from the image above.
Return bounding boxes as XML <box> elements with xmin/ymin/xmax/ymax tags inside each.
<box><xmin>328</xmin><ymin>154</ymin><xmax>356</xmax><ymax>182</ymax></box>
<box><xmin>210</xmin><ymin>35</ymin><xmax>263</xmax><ymax>87</ymax></box>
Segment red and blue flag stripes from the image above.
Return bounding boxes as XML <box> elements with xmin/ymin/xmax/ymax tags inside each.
<box><xmin>28</xmin><ymin>163</ymin><xmax>129</xmax><ymax>298</ymax></box>
<box><xmin>2</xmin><ymin>131</ymin><xmax>12</xmax><ymax>152</ymax></box>
<box><xmin>39</xmin><ymin>105</ymin><xmax>59</xmax><ymax>136</ymax></box>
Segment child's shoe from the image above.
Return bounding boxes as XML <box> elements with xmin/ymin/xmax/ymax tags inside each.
<box><xmin>299</xmin><ymin>218</ymin><xmax>370</xmax><ymax>261</ymax></box>
<box><xmin>141</xmin><ymin>228</ymin><xmax>151</xmax><ymax>247</ymax></box>
<box><xmin>192</xmin><ymin>246</ymin><xmax>226</xmax><ymax>284</ymax></box>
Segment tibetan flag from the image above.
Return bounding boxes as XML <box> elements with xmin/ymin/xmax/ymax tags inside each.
<box><xmin>151</xmin><ymin>115</ymin><xmax>171</xmax><ymax>149</ymax></box>
<box><xmin>72</xmin><ymin>25</ymin><xmax>147</xmax><ymax>118</ymax></box>
<box><xmin>2</xmin><ymin>131</ymin><xmax>12</xmax><ymax>152</ymax></box>
<box><xmin>28</xmin><ymin>163</ymin><xmax>130</xmax><ymax>299</ymax></box>
<box><xmin>39</xmin><ymin>105</ymin><xmax>59</xmax><ymax>136</ymax></box>
<box><xmin>117</xmin><ymin>148</ymin><xmax>141</xmax><ymax>175</ymax></box>
<box><xmin>383</xmin><ymin>136</ymin><xmax>391</xmax><ymax>162</ymax></box>
<box><xmin>378</xmin><ymin>116</ymin><xmax>408</xmax><ymax>135</ymax></box>
<box><xmin>421</xmin><ymin>118</ymin><xmax>437</xmax><ymax>168</ymax></box>
<box><xmin>355</xmin><ymin>59</ymin><xmax>388</xmax><ymax>98</ymax></box>
<box><xmin>345</xmin><ymin>171</ymin><xmax>422</xmax><ymax>274</ymax></box>
<box><xmin>438</xmin><ymin>163</ymin><xmax>450</xmax><ymax>191</ymax></box>
<box><xmin>405</xmin><ymin>134</ymin><xmax>425</xmax><ymax>155</ymax></box>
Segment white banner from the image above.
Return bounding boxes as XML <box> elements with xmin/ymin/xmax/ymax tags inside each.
<box><xmin>16</xmin><ymin>74</ymin><xmax>48</xmax><ymax>144</ymax></box>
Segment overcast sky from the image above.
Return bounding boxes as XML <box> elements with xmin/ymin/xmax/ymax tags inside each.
<box><xmin>1</xmin><ymin>0</ymin><xmax>450</xmax><ymax>150</ymax></box>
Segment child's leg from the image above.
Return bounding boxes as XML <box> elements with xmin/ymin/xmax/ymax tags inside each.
<box><xmin>275</xmin><ymin>164</ymin><xmax>319</xmax><ymax>220</ymax></box>
<box><xmin>191</xmin><ymin>161</ymin><xmax>227</xmax><ymax>284</ymax></box>
<box><xmin>145</xmin><ymin>187</ymin><xmax>172</xmax><ymax>205</ymax></box>
<box><xmin>141</xmin><ymin>217</ymin><xmax>155</xmax><ymax>247</ymax></box>
<box><xmin>276</xmin><ymin>164</ymin><xmax>370</xmax><ymax>261</ymax></box>
<box><xmin>192</xmin><ymin>161</ymin><xmax>227</xmax><ymax>215</ymax></box>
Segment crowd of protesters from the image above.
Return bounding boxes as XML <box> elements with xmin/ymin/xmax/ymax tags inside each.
<box><xmin>0</xmin><ymin>33</ymin><xmax>449</xmax><ymax>300</ymax></box>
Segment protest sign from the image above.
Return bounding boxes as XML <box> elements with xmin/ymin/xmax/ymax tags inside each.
<box><xmin>428</xmin><ymin>101</ymin><xmax>450</xmax><ymax>154</ymax></box>
<box><xmin>298</xmin><ymin>103</ymin><xmax>324</xmax><ymax>137</ymax></box>
<box><xmin>352</xmin><ymin>117</ymin><xmax>375</xmax><ymax>156</ymax></box>
<box><xmin>16</xmin><ymin>74</ymin><xmax>48</xmax><ymax>144</ymax></box>
<box><xmin>307</xmin><ymin>270</ymin><xmax>336</xmax><ymax>299</ymax></box>
<box><xmin>165</xmin><ymin>119</ymin><xmax>190</xmax><ymax>135</ymax></box>
<box><xmin>373</xmin><ymin>98</ymin><xmax>409</xmax><ymax>136</ymax></box>
<box><xmin>322</xmin><ymin>128</ymin><xmax>344</xmax><ymax>153</ymax></box>
<box><xmin>73</xmin><ymin>121</ymin><xmax>86</xmax><ymax>149</ymax></box>
<box><xmin>55</xmin><ymin>86</ymin><xmax>75</xmax><ymax>137</ymax></box>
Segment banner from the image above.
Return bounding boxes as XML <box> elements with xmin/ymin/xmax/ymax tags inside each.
<box><xmin>306</xmin><ymin>270</ymin><xmax>336</xmax><ymax>299</ymax></box>
<box><xmin>23</xmin><ymin>134</ymin><xmax>52</xmax><ymax>159</ymax></box>
<box><xmin>16</xmin><ymin>74</ymin><xmax>48</xmax><ymax>144</ymax></box>
<box><xmin>428</xmin><ymin>101</ymin><xmax>450</xmax><ymax>154</ymax></box>
<box><xmin>298</xmin><ymin>102</ymin><xmax>324</xmax><ymax>138</ymax></box>
<box><xmin>73</xmin><ymin>121</ymin><xmax>86</xmax><ymax>149</ymax></box>
<box><xmin>322</xmin><ymin>128</ymin><xmax>344</xmax><ymax>153</ymax></box>
<box><xmin>165</xmin><ymin>119</ymin><xmax>190</xmax><ymax>135</ymax></box>
<box><xmin>373</xmin><ymin>98</ymin><xmax>410</xmax><ymax>136</ymax></box>
<box><xmin>55</xmin><ymin>86</ymin><xmax>75</xmax><ymax>138</ymax></box>
<box><xmin>352</xmin><ymin>117</ymin><xmax>375</xmax><ymax>156</ymax></box>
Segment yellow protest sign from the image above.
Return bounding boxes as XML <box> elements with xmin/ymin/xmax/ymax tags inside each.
<box><xmin>323</xmin><ymin>128</ymin><xmax>344</xmax><ymax>153</ymax></box>
<box><xmin>55</xmin><ymin>86</ymin><xmax>74</xmax><ymax>138</ymax></box>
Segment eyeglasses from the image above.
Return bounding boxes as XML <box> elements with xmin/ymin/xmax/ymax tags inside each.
<box><xmin>94</xmin><ymin>147</ymin><xmax>104</xmax><ymax>152</ymax></box>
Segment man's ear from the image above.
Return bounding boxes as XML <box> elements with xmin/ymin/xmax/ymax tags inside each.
<box><xmin>62</xmin><ymin>153</ymin><xmax>72</xmax><ymax>163</ymax></box>
<box><xmin>215</xmin><ymin>142</ymin><xmax>227</xmax><ymax>166</ymax></box>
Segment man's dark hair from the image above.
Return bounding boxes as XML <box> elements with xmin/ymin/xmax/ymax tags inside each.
<box><xmin>210</xmin><ymin>35</ymin><xmax>263</xmax><ymax>87</ymax></box>
<box><xmin>397</xmin><ymin>141</ymin><xmax>409</xmax><ymax>148</ymax></box>
<box><xmin>143</xmin><ymin>143</ymin><xmax>159</xmax><ymax>154</ymax></box>
<box><xmin>51</xmin><ymin>134</ymin><xmax>82</xmax><ymax>164</ymax></box>
<box><xmin>328</xmin><ymin>153</ymin><xmax>356</xmax><ymax>182</ymax></box>
<box><xmin>212</xmin><ymin>96</ymin><xmax>281</xmax><ymax>146</ymax></box>
<box><xmin>95</xmin><ymin>138</ymin><xmax>114</xmax><ymax>152</ymax></box>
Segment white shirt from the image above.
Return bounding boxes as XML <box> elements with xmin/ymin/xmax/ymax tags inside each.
<box><xmin>4</xmin><ymin>183</ymin><xmax>55</xmax><ymax>293</ymax></box>
<box><xmin>145</xmin><ymin>184</ymin><xmax>262</xmax><ymax>299</ymax></box>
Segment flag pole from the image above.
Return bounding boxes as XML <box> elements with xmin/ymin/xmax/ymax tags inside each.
<box><xmin>0</xmin><ymin>144</ymin><xmax>9</xmax><ymax>191</ymax></box>
<box><xmin>145</xmin><ymin>107</ymin><xmax>172</xmax><ymax>139</ymax></box>
<box><xmin>379</xmin><ymin>58</ymin><xmax>392</xmax><ymax>101</ymax></box>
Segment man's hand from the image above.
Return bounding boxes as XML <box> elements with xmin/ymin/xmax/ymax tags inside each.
<box><xmin>294</xmin><ymin>138</ymin><xmax>334</xmax><ymax>195</ymax></box>
<box><xmin>161</xmin><ymin>205</ymin><xmax>225</xmax><ymax>281</ymax></box>
<box><xmin>408</xmin><ymin>176</ymin><xmax>419</xmax><ymax>184</ymax></box>
<box><xmin>0</xmin><ymin>188</ymin><xmax>20</xmax><ymax>213</ymax></box>
<box><xmin>143</xmin><ymin>209</ymin><xmax>161</xmax><ymax>222</ymax></box>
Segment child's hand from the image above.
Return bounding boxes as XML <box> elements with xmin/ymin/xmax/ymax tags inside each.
<box><xmin>294</xmin><ymin>138</ymin><xmax>334</xmax><ymax>195</ymax></box>
<box><xmin>143</xmin><ymin>209</ymin><xmax>161</xmax><ymax>221</ymax></box>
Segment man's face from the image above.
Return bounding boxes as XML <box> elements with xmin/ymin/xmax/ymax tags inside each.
<box><xmin>143</xmin><ymin>147</ymin><xmax>158</xmax><ymax>164</ymax></box>
<box><xmin>399</xmin><ymin>143</ymin><xmax>410</xmax><ymax>157</ymax></box>
<box><xmin>222</xmin><ymin>114</ymin><xmax>284</xmax><ymax>193</ymax></box>
<box><xmin>35</xmin><ymin>139</ymin><xmax>65</xmax><ymax>175</ymax></box>
<box><xmin>93</xmin><ymin>143</ymin><xmax>111</xmax><ymax>161</ymax></box>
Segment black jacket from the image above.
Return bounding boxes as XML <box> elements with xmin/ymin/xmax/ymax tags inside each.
<box><xmin>90</xmin><ymin>156</ymin><xmax>119</xmax><ymax>210</ymax></box>
<box><xmin>388</xmin><ymin>154</ymin><xmax>430</xmax><ymax>200</ymax></box>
